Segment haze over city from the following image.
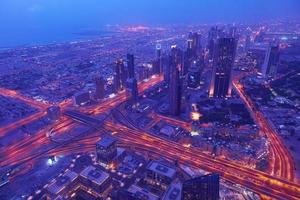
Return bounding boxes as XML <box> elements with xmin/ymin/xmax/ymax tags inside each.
<box><xmin>0</xmin><ymin>1</ymin><xmax>300</xmax><ymax>200</ymax></box>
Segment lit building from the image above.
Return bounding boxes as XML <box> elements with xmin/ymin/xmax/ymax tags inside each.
<box><xmin>114</xmin><ymin>59</ymin><xmax>126</xmax><ymax>92</ymax></box>
<box><xmin>209</xmin><ymin>37</ymin><xmax>236</xmax><ymax>98</ymax></box>
<box><xmin>45</xmin><ymin>170</ymin><xmax>79</xmax><ymax>199</ymax></box>
<box><xmin>95</xmin><ymin>77</ymin><xmax>105</xmax><ymax>100</ymax></box>
<box><xmin>145</xmin><ymin>161</ymin><xmax>177</xmax><ymax>190</ymax></box>
<box><xmin>44</xmin><ymin>166</ymin><xmax>110</xmax><ymax>200</ymax></box>
<box><xmin>182</xmin><ymin>174</ymin><xmax>220</xmax><ymax>200</ymax></box>
<box><xmin>79</xmin><ymin>165</ymin><xmax>111</xmax><ymax>193</ymax></box>
<box><xmin>96</xmin><ymin>136</ymin><xmax>118</xmax><ymax>164</ymax></box>
<box><xmin>261</xmin><ymin>44</ymin><xmax>280</xmax><ymax>78</ymax></box>
<box><xmin>187</xmin><ymin>61</ymin><xmax>202</xmax><ymax>89</ymax></box>
<box><xmin>169</xmin><ymin>46</ymin><xmax>182</xmax><ymax>115</ymax></box>
<box><xmin>127</xmin><ymin>54</ymin><xmax>135</xmax><ymax>79</ymax></box>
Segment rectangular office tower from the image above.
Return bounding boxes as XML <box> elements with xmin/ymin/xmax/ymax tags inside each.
<box><xmin>169</xmin><ymin>47</ymin><xmax>182</xmax><ymax>115</ymax></box>
<box><xmin>261</xmin><ymin>44</ymin><xmax>280</xmax><ymax>78</ymax></box>
<box><xmin>126</xmin><ymin>77</ymin><xmax>139</xmax><ymax>106</ymax></box>
<box><xmin>114</xmin><ymin>59</ymin><xmax>126</xmax><ymax>92</ymax></box>
<box><xmin>209</xmin><ymin>37</ymin><xmax>236</xmax><ymax>98</ymax></box>
<box><xmin>95</xmin><ymin>77</ymin><xmax>105</xmax><ymax>100</ymax></box>
<box><xmin>127</xmin><ymin>54</ymin><xmax>135</xmax><ymax>79</ymax></box>
<box><xmin>182</xmin><ymin>174</ymin><xmax>220</xmax><ymax>200</ymax></box>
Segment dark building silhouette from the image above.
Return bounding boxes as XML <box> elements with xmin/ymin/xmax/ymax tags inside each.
<box><xmin>262</xmin><ymin>44</ymin><xmax>280</xmax><ymax>78</ymax></box>
<box><xmin>169</xmin><ymin>46</ymin><xmax>182</xmax><ymax>115</ymax></box>
<box><xmin>127</xmin><ymin>54</ymin><xmax>135</xmax><ymax>79</ymax></box>
<box><xmin>155</xmin><ymin>44</ymin><xmax>163</xmax><ymax>75</ymax></box>
<box><xmin>126</xmin><ymin>78</ymin><xmax>139</xmax><ymax>106</ymax></box>
<box><xmin>96</xmin><ymin>136</ymin><xmax>117</xmax><ymax>164</ymax></box>
<box><xmin>209</xmin><ymin>37</ymin><xmax>236</xmax><ymax>98</ymax></box>
<box><xmin>182</xmin><ymin>174</ymin><xmax>220</xmax><ymax>200</ymax></box>
<box><xmin>187</xmin><ymin>61</ymin><xmax>202</xmax><ymax>89</ymax></box>
<box><xmin>95</xmin><ymin>77</ymin><xmax>105</xmax><ymax>100</ymax></box>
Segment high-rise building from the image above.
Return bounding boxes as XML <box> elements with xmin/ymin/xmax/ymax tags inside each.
<box><xmin>207</xmin><ymin>26</ymin><xmax>219</xmax><ymax>60</ymax></box>
<box><xmin>261</xmin><ymin>44</ymin><xmax>280</xmax><ymax>78</ymax></box>
<box><xmin>182</xmin><ymin>174</ymin><xmax>220</xmax><ymax>200</ymax></box>
<box><xmin>191</xmin><ymin>32</ymin><xmax>201</xmax><ymax>57</ymax></box>
<box><xmin>154</xmin><ymin>44</ymin><xmax>163</xmax><ymax>75</ymax></box>
<box><xmin>187</xmin><ymin>61</ymin><xmax>202</xmax><ymax>89</ymax></box>
<box><xmin>95</xmin><ymin>77</ymin><xmax>105</xmax><ymax>100</ymax></box>
<box><xmin>126</xmin><ymin>78</ymin><xmax>139</xmax><ymax>106</ymax></box>
<box><xmin>209</xmin><ymin>37</ymin><xmax>236</xmax><ymax>98</ymax></box>
<box><xmin>96</xmin><ymin>136</ymin><xmax>118</xmax><ymax>164</ymax></box>
<box><xmin>169</xmin><ymin>49</ymin><xmax>182</xmax><ymax>115</ymax></box>
<box><xmin>114</xmin><ymin>59</ymin><xmax>126</xmax><ymax>92</ymax></box>
<box><xmin>127</xmin><ymin>54</ymin><xmax>135</xmax><ymax>79</ymax></box>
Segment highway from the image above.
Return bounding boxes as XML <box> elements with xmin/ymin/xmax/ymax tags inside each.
<box><xmin>232</xmin><ymin>78</ymin><xmax>295</xmax><ymax>182</ymax></box>
<box><xmin>1</xmin><ymin>74</ymin><xmax>300</xmax><ymax>199</ymax></box>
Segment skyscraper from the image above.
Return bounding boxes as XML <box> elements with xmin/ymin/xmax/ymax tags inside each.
<box><xmin>261</xmin><ymin>44</ymin><xmax>280</xmax><ymax>78</ymax></box>
<box><xmin>114</xmin><ymin>59</ymin><xmax>126</xmax><ymax>92</ymax></box>
<box><xmin>191</xmin><ymin>32</ymin><xmax>201</xmax><ymax>57</ymax></box>
<box><xmin>127</xmin><ymin>54</ymin><xmax>135</xmax><ymax>79</ymax></box>
<box><xmin>182</xmin><ymin>174</ymin><xmax>220</xmax><ymax>200</ymax></box>
<box><xmin>207</xmin><ymin>26</ymin><xmax>219</xmax><ymax>60</ymax></box>
<box><xmin>95</xmin><ymin>77</ymin><xmax>105</xmax><ymax>100</ymax></box>
<box><xmin>154</xmin><ymin>44</ymin><xmax>163</xmax><ymax>75</ymax></box>
<box><xmin>187</xmin><ymin>61</ymin><xmax>202</xmax><ymax>89</ymax></box>
<box><xmin>169</xmin><ymin>47</ymin><xmax>182</xmax><ymax>115</ymax></box>
<box><xmin>209</xmin><ymin>37</ymin><xmax>236</xmax><ymax>98</ymax></box>
<box><xmin>126</xmin><ymin>77</ymin><xmax>139</xmax><ymax>106</ymax></box>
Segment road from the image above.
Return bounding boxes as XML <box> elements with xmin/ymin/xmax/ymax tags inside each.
<box><xmin>1</xmin><ymin>74</ymin><xmax>300</xmax><ymax>199</ymax></box>
<box><xmin>232</xmin><ymin>78</ymin><xmax>295</xmax><ymax>182</ymax></box>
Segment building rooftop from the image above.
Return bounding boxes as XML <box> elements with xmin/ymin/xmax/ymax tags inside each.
<box><xmin>46</xmin><ymin>170</ymin><xmax>78</xmax><ymax>195</ymax></box>
<box><xmin>96</xmin><ymin>136</ymin><xmax>118</xmax><ymax>148</ymax></box>
<box><xmin>147</xmin><ymin>161</ymin><xmax>176</xmax><ymax>179</ymax></box>
<box><xmin>163</xmin><ymin>182</ymin><xmax>182</xmax><ymax>200</ymax></box>
<box><xmin>80</xmin><ymin>165</ymin><xmax>109</xmax><ymax>186</ymax></box>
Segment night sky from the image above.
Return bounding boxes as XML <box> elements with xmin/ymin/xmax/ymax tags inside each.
<box><xmin>1</xmin><ymin>0</ymin><xmax>299</xmax><ymax>46</ymax></box>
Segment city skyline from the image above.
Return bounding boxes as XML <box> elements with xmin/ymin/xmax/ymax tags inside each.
<box><xmin>1</xmin><ymin>1</ymin><xmax>300</xmax><ymax>200</ymax></box>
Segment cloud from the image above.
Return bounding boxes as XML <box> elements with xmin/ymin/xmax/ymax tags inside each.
<box><xmin>28</xmin><ymin>4</ymin><xmax>43</xmax><ymax>13</ymax></box>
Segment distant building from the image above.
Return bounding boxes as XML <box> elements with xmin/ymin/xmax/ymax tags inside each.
<box><xmin>207</xmin><ymin>26</ymin><xmax>220</xmax><ymax>60</ymax></box>
<box><xmin>261</xmin><ymin>44</ymin><xmax>280</xmax><ymax>78</ymax></box>
<box><xmin>127</xmin><ymin>54</ymin><xmax>135</xmax><ymax>79</ymax></box>
<box><xmin>182</xmin><ymin>174</ymin><xmax>220</xmax><ymax>200</ymax></box>
<box><xmin>190</xmin><ymin>32</ymin><xmax>201</xmax><ymax>57</ymax></box>
<box><xmin>73</xmin><ymin>91</ymin><xmax>91</xmax><ymax>106</ymax></box>
<box><xmin>209</xmin><ymin>37</ymin><xmax>236</xmax><ymax>98</ymax></box>
<box><xmin>145</xmin><ymin>160</ymin><xmax>177</xmax><ymax>190</ymax></box>
<box><xmin>96</xmin><ymin>136</ymin><xmax>118</xmax><ymax>164</ymax></box>
<box><xmin>187</xmin><ymin>61</ymin><xmax>202</xmax><ymax>89</ymax></box>
<box><xmin>47</xmin><ymin>106</ymin><xmax>61</xmax><ymax>121</ymax></box>
<box><xmin>155</xmin><ymin>44</ymin><xmax>163</xmax><ymax>75</ymax></box>
<box><xmin>95</xmin><ymin>77</ymin><xmax>105</xmax><ymax>100</ymax></box>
